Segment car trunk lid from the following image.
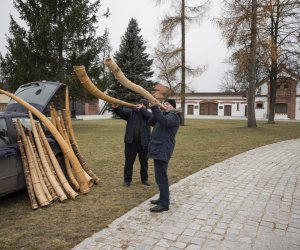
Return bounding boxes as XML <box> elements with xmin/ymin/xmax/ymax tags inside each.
<box><xmin>5</xmin><ymin>81</ymin><xmax>65</xmax><ymax>114</ymax></box>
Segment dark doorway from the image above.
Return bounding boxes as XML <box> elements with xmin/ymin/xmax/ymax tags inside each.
<box><xmin>200</xmin><ymin>103</ymin><xmax>218</xmax><ymax>115</ymax></box>
<box><xmin>224</xmin><ymin>105</ymin><xmax>232</xmax><ymax>116</ymax></box>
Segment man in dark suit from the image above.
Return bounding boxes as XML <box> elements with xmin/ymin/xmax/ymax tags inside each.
<box><xmin>112</xmin><ymin>99</ymin><xmax>152</xmax><ymax>187</ymax></box>
<box><xmin>148</xmin><ymin>99</ymin><xmax>180</xmax><ymax>212</ymax></box>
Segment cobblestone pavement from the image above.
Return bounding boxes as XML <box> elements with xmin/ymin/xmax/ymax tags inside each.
<box><xmin>73</xmin><ymin>139</ymin><xmax>300</xmax><ymax>250</ymax></box>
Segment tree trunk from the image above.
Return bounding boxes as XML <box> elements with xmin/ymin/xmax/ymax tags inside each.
<box><xmin>247</xmin><ymin>0</ymin><xmax>257</xmax><ymax>128</ymax></box>
<box><xmin>180</xmin><ymin>0</ymin><xmax>186</xmax><ymax>125</ymax></box>
<box><xmin>268</xmin><ymin>14</ymin><xmax>279</xmax><ymax>124</ymax></box>
<box><xmin>71</xmin><ymin>96</ymin><xmax>76</xmax><ymax>118</ymax></box>
<box><xmin>58</xmin><ymin>0</ymin><xmax>64</xmax><ymax>82</ymax></box>
<box><xmin>268</xmin><ymin>65</ymin><xmax>277</xmax><ymax>124</ymax></box>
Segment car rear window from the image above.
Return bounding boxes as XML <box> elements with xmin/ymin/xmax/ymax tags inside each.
<box><xmin>0</xmin><ymin>118</ymin><xmax>9</xmax><ymax>147</ymax></box>
<box><xmin>12</xmin><ymin>117</ymin><xmax>32</xmax><ymax>131</ymax></box>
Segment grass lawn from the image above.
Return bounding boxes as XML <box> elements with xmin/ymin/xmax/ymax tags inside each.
<box><xmin>0</xmin><ymin>118</ymin><xmax>299</xmax><ymax>250</ymax></box>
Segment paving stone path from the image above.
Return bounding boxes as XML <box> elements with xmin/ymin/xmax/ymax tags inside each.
<box><xmin>73</xmin><ymin>139</ymin><xmax>300</xmax><ymax>250</ymax></box>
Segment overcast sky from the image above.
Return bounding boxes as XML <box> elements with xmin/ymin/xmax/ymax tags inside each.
<box><xmin>0</xmin><ymin>0</ymin><xmax>230</xmax><ymax>92</ymax></box>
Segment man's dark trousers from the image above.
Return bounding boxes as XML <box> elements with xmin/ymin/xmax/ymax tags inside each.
<box><xmin>154</xmin><ymin>159</ymin><xmax>169</xmax><ymax>208</ymax></box>
<box><xmin>124</xmin><ymin>141</ymin><xmax>148</xmax><ymax>183</ymax></box>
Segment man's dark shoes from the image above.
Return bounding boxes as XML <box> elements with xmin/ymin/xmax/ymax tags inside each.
<box><xmin>150</xmin><ymin>204</ymin><xmax>169</xmax><ymax>212</ymax></box>
<box><xmin>123</xmin><ymin>181</ymin><xmax>130</xmax><ymax>187</ymax></box>
<box><xmin>150</xmin><ymin>199</ymin><xmax>159</xmax><ymax>205</ymax></box>
<box><xmin>142</xmin><ymin>180</ymin><xmax>150</xmax><ymax>186</ymax></box>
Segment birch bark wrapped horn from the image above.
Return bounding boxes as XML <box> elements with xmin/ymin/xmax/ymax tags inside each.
<box><xmin>28</xmin><ymin>111</ymin><xmax>68</xmax><ymax>201</ymax></box>
<box><xmin>73</xmin><ymin>65</ymin><xmax>136</xmax><ymax>108</ymax></box>
<box><xmin>64</xmin><ymin>87</ymin><xmax>100</xmax><ymax>185</ymax></box>
<box><xmin>0</xmin><ymin>88</ymin><xmax>90</xmax><ymax>194</ymax></box>
<box><xmin>13</xmin><ymin>122</ymin><xmax>39</xmax><ymax>209</ymax></box>
<box><xmin>104</xmin><ymin>57</ymin><xmax>165</xmax><ymax>110</ymax></box>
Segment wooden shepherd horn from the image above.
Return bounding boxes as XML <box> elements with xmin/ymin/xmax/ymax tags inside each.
<box><xmin>27</xmin><ymin>135</ymin><xmax>53</xmax><ymax>203</ymax></box>
<box><xmin>37</xmin><ymin>124</ymin><xmax>78</xmax><ymax>200</ymax></box>
<box><xmin>28</xmin><ymin>111</ymin><xmax>68</xmax><ymax>201</ymax></box>
<box><xmin>0</xmin><ymin>89</ymin><xmax>90</xmax><ymax>194</ymax></box>
<box><xmin>64</xmin><ymin>87</ymin><xmax>79</xmax><ymax>149</ymax></box>
<box><xmin>16</xmin><ymin>120</ymin><xmax>49</xmax><ymax>207</ymax></box>
<box><xmin>73</xmin><ymin>66</ymin><xmax>136</xmax><ymax>108</ymax></box>
<box><xmin>13</xmin><ymin>122</ymin><xmax>39</xmax><ymax>209</ymax></box>
<box><xmin>104</xmin><ymin>58</ymin><xmax>165</xmax><ymax>110</ymax></box>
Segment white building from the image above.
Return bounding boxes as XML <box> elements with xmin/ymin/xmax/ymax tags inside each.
<box><xmin>171</xmin><ymin>73</ymin><xmax>300</xmax><ymax>121</ymax></box>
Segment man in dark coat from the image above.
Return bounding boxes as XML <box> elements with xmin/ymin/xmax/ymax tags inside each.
<box><xmin>148</xmin><ymin>98</ymin><xmax>180</xmax><ymax>212</ymax></box>
<box><xmin>112</xmin><ymin>99</ymin><xmax>152</xmax><ymax>187</ymax></box>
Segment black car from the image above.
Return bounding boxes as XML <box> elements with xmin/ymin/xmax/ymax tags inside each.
<box><xmin>0</xmin><ymin>81</ymin><xmax>65</xmax><ymax>197</ymax></box>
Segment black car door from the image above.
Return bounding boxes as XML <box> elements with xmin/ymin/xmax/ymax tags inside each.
<box><xmin>0</xmin><ymin>117</ymin><xmax>25</xmax><ymax>197</ymax></box>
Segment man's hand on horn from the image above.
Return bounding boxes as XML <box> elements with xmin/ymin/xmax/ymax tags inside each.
<box><xmin>149</xmin><ymin>99</ymin><xmax>159</xmax><ymax>107</ymax></box>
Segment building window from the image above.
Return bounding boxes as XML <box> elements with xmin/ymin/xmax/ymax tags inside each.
<box><xmin>284</xmin><ymin>84</ymin><xmax>289</xmax><ymax>89</ymax></box>
<box><xmin>236</xmin><ymin>103</ymin><xmax>240</xmax><ymax>111</ymax></box>
<box><xmin>219</xmin><ymin>106</ymin><xmax>223</xmax><ymax>109</ymax></box>
<box><xmin>187</xmin><ymin>105</ymin><xmax>194</xmax><ymax>115</ymax></box>
<box><xmin>276</xmin><ymin>85</ymin><xmax>281</xmax><ymax>89</ymax></box>
<box><xmin>275</xmin><ymin>103</ymin><xmax>287</xmax><ymax>113</ymax></box>
<box><xmin>256</xmin><ymin>102</ymin><xmax>264</xmax><ymax>109</ymax></box>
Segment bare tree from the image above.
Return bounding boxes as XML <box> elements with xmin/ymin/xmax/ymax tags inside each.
<box><xmin>153</xmin><ymin>0</ymin><xmax>209</xmax><ymax>125</ymax></box>
<box><xmin>259</xmin><ymin>0</ymin><xmax>300</xmax><ymax>123</ymax></box>
<box><xmin>217</xmin><ymin>0</ymin><xmax>259</xmax><ymax>127</ymax></box>
<box><xmin>218</xmin><ymin>0</ymin><xmax>300</xmax><ymax>124</ymax></box>
<box><xmin>219</xmin><ymin>45</ymin><xmax>267</xmax><ymax>93</ymax></box>
<box><xmin>154</xmin><ymin>41</ymin><xmax>181</xmax><ymax>91</ymax></box>
<box><xmin>219</xmin><ymin>69</ymin><xmax>248</xmax><ymax>93</ymax></box>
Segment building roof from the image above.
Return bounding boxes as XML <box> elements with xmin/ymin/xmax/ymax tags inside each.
<box><xmin>176</xmin><ymin>92</ymin><xmax>244</xmax><ymax>97</ymax></box>
<box><xmin>152</xmin><ymin>83</ymin><xmax>174</xmax><ymax>99</ymax></box>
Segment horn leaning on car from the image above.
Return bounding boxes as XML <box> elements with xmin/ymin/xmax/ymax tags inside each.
<box><xmin>0</xmin><ymin>89</ymin><xmax>90</xmax><ymax>195</ymax></box>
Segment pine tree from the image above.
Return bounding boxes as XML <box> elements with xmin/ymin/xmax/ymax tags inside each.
<box><xmin>107</xmin><ymin>18</ymin><xmax>154</xmax><ymax>104</ymax></box>
<box><xmin>0</xmin><ymin>0</ymin><xmax>110</xmax><ymax>103</ymax></box>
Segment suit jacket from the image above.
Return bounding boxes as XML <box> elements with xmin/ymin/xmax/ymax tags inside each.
<box><xmin>113</xmin><ymin>106</ymin><xmax>152</xmax><ymax>146</ymax></box>
<box><xmin>148</xmin><ymin>105</ymin><xmax>180</xmax><ymax>162</ymax></box>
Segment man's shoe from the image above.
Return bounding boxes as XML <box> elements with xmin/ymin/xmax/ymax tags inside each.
<box><xmin>123</xmin><ymin>182</ymin><xmax>130</xmax><ymax>187</ymax></box>
<box><xmin>150</xmin><ymin>204</ymin><xmax>169</xmax><ymax>213</ymax></box>
<box><xmin>142</xmin><ymin>180</ymin><xmax>150</xmax><ymax>186</ymax></box>
<box><xmin>150</xmin><ymin>199</ymin><xmax>159</xmax><ymax>205</ymax></box>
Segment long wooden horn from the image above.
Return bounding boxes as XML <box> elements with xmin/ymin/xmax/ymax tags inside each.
<box><xmin>56</xmin><ymin>107</ymin><xmax>94</xmax><ymax>188</ymax></box>
<box><xmin>37</xmin><ymin>123</ymin><xmax>78</xmax><ymax>200</ymax></box>
<box><xmin>104</xmin><ymin>58</ymin><xmax>165</xmax><ymax>109</ymax></box>
<box><xmin>13</xmin><ymin>122</ymin><xmax>39</xmax><ymax>209</ymax></box>
<box><xmin>50</xmin><ymin>106</ymin><xmax>81</xmax><ymax>190</ymax></box>
<box><xmin>63</xmin><ymin>92</ymin><xmax>100</xmax><ymax>184</ymax></box>
<box><xmin>27</xmin><ymin>135</ymin><xmax>53</xmax><ymax>203</ymax></box>
<box><xmin>28</xmin><ymin>111</ymin><xmax>67</xmax><ymax>202</ymax></box>
<box><xmin>62</xmin><ymin>109</ymin><xmax>100</xmax><ymax>185</ymax></box>
<box><xmin>0</xmin><ymin>88</ymin><xmax>90</xmax><ymax>194</ymax></box>
<box><xmin>65</xmin><ymin>87</ymin><xmax>79</xmax><ymax>149</ymax></box>
<box><xmin>16</xmin><ymin>120</ymin><xmax>49</xmax><ymax>207</ymax></box>
<box><xmin>73</xmin><ymin>66</ymin><xmax>136</xmax><ymax>108</ymax></box>
<box><xmin>26</xmin><ymin>129</ymin><xmax>55</xmax><ymax>202</ymax></box>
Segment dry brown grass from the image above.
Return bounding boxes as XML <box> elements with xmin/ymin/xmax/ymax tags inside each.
<box><xmin>0</xmin><ymin>118</ymin><xmax>300</xmax><ymax>250</ymax></box>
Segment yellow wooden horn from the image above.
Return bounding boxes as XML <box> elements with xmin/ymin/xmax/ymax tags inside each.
<box><xmin>73</xmin><ymin>65</ymin><xmax>136</xmax><ymax>108</ymax></box>
<box><xmin>0</xmin><ymin>88</ymin><xmax>90</xmax><ymax>194</ymax></box>
<box><xmin>104</xmin><ymin>57</ymin><xmax>165</xmax><ymax>110</ymax></box>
